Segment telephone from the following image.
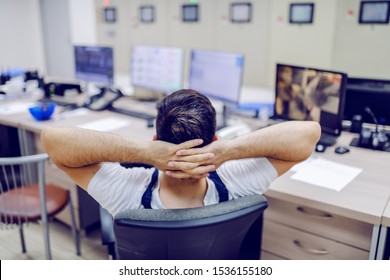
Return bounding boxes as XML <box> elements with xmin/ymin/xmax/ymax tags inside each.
<box><xmin>83</xmin><ymin>88</ymin><xmax>123</xmax><ymax>111</ymax></box>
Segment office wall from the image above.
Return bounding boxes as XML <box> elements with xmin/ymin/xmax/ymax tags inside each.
<box><xmin>332</xmin><ymin>0</ymin><xmax>390</xmax><ymax>80</ymax></box>
<box><xmin>69</xmin><ymin>0</ymin><xmax>97</xmax><ymax>45</ymax></box>
<box><xmin>0</xmin><ymin>0</ymin><xmax>46</xmax><ymax>72</ymax></box>
<box><xmin>267</xmin><ymin>0</ymin><xmax>338</xmax><ymax>86</ymax></box>
<box><xmin>1</xmin><ymin>1</ymin><xmax>389</xmax><ymax>87</ymax></box>
<box><xmin>95</xmin><ymin>0</ymin><xmax>271</xmax><ymax>87</ymax></box>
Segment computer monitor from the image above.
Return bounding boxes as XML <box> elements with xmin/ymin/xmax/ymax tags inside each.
<box><xmin>189</xmin><ymin>49</ymin><xmax>245</xmax><ymax>105</ymax></box>
<box><xmin>130</xmin><ymin>45</ymin><xmax>184</xmax><ymax>94</ymax></box>
<box><xmin>344</xmin><ymin>77</ymin><xmax>390</xmax><ymax>126</ymax></box>
<box><xmin>274</xmin><ymin>63</ymin><xmax>347</xmax><ymax>136</ymax></box>
<box><xmin>74</xmin><ymin>45</ymin><xmax>114</xmax><ymax>86</ymax></box>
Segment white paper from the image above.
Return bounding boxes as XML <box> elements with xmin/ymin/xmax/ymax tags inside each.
<box><xmin>77</xmin><ymin>117</ymin><xmax>130</xmax><ymax>132</ymax></box>
<box><xmin>0</xmin><ymin>102</ymin><xmax>34</xmax><ymax>115</ymax></box>
<box><xmin>58</xmin><ymin>108</ymin><xmax>90</xmax><ymax>118</ymax></box>
<box><xmin>290</xmin><ymin>158</ymin><xmax>362</xmax><ymax>191</ymax></box>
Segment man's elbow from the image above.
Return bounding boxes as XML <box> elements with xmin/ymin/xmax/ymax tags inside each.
<box><xmin>302</xmin><ymin>121</ymin><xmax>321</xmax><ymax>159</ymax></box>
<box><xmin>41</xmin><ymin>127</ymin><xmax>59</xmax><ymax>159</ymax></box>
<box><xmin>40</xmin><ymin>128</ymin><xmax>50</xmax><ymax>152</ymax></box>
<box><xmin>308</xmin><ymin>121</ymin><xmax>321</xmax><ymax>144</ymax></box>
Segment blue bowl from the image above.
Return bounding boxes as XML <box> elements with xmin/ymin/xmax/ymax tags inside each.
<box><xmin>29</xmin><ymin>102</ymin><xmax>56</xmax><ymax>121</ymax></box>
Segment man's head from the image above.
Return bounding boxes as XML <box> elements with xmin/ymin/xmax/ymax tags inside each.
<box><xmin>155</xmin><ymin>89</ymin><xmax>216</xmax><ymax>147</ymax></box>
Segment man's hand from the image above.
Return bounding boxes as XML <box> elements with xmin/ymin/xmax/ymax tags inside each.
<box><xmin>148</xmin><ymin>139</ymin><xmax>217</xmax><ymax>179</ymax></box>
<box><xmin>163</xmin><ymin>140</ymin><xmax>230</xmax><ymax>179</ymax></box>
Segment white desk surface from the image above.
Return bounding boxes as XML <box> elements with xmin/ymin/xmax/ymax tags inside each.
<box><xmin>266</xmin><ymin>131</ymin><xmax>390</xmax><ymax>225</ymax></box>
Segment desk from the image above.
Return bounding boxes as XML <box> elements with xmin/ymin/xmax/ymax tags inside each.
<box><xmin>262</xmin><ymin>133</ymin><xmax>390</xmax><ymax>260</ymax></box>
<box><xmin>378</xmin><ymin>200</ymin><xmax>390</xmax><ymax>259</ymax></box>
<box><xmin>1</xmin><ymin>95</ymin><xmax>390</xmax><ymax>258</ymax></box>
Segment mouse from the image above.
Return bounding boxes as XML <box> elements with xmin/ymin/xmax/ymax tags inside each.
<box><xmin>315</xmin><ymin>144</ymin><xmax>327</xmax><ymax>153</ymax></box>
<box><xmin>335</xmin><ymin>146</ymin><xmax>350</xmax><ymax>154</ymax></box>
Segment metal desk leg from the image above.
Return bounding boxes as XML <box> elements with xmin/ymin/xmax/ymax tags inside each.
<box><xmin>369</xmin><ymin>225</ymin><xmax>380</xmax><ymax>259</ymax></box>
<box><xmin>17</xmin><ymin>128</ymin><xmax>37</xmax><ymax>184</ymax></box>
<box><xmin>375</xmin><ymin>226</ymin><xmax>388</xmax><ymax>260</ymax></box>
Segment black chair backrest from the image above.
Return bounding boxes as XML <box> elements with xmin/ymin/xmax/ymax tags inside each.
<box><xmin>113</xmin><ymin>195</ymin><xmax>268</xmax><ymax>260</ymax></box>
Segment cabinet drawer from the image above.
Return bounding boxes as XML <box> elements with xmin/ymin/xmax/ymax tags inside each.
<box><xmin>263</xmin><ymin>220</ymin><xmax>369</xmax><ymax>259</ymax></box>
<box><xmin>265</xmin><ymin>197</ymin><xmax>372</xmax><ymax>250</ymax></box>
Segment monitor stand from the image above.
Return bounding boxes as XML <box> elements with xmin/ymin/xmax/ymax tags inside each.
<box><xmin>217</xmin><ymin>104</ymin><xmax>232</xmax><ymax>130</ymax></box>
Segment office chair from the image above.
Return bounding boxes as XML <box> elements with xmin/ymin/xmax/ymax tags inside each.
<box><xmin>113</xmin><ymin>194</ymin><xmax>268</xmax><ymax>260</ymax></box>
<box><xmin>0</xmin><ymin>153</ymin><xmax>80</xmax><ymax>259</ymax></box>
<box><xmin>99</xmin><ymin>206</ymin><xmax>118</xmax><ymax>259</ymax></box>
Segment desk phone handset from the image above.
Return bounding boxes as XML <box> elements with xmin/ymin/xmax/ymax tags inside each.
<box><xmin>83</xmin><ymin>88</ymin><xmax>123</xmax><ymax>111</ymax></box>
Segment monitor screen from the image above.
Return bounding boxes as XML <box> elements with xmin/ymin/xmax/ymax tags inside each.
<box><xmin>289</xmin><ymin>3</ymin><xmax>314</xmax><ymax>24</ymax></box>
<box><xmin>274</xmin><ymin>64</ymin><xmax>347</xmax><ymax>135</ymax></box>
<box><xmin>359</xmin><ymin>1</ymin><xmax>390</xmax><ymax>24</ymax></box>
<box><xmin>130</xmin><ymin>45</ymin><xmax>184</xmax><ymax>94</ymax></box>
<box><xmin>344</xmin><ymin>77</ymin><xmax>390</xmax><ymax>126</ymax></box>
<box><xmin>182</xmin><ymin>4</ymin><xmax>199</xmax><ymax>22</ymax></box>
<box><xmin>189</xmin><ymin>49</ymin><xmax>245</xmax><ymax>105</ymax></box>
<box><xmin>74</xmin><ymin>46</ymin><xmax>114</xmax><ymax>86</ymax></box>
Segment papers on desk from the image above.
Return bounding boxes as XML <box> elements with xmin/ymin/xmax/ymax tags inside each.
<box><xmin>58</xmin><ymin>108</ymin><xmax>90</xmax><ymax>118</ymax></box>
<box><xmin>77</xmin><ymin>117</ymin><xmax>130</xmax><ymax>132</ymax></box>
<box><xmin>0</xmin><ymin>102</ymin><xmax>34</xmax><ymax>115</ymax></box>
<box><xmin>290</xmin><ymin>158</ymin><xmax>362</xmax><ymax>191</ymax></box>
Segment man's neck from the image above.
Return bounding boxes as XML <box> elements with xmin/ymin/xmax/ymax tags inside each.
<box><xmin>159</xmin><ymin>174</ymin><xmax>208</xmax><ymax>209</ymax></box>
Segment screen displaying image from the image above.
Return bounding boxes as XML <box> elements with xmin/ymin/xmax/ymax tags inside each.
<box><xmin>131</xmin><ymin>45</ymin><xmax>184</xmax><ymax>94</ymax></box>
<box><xmin>275</xmin><ymin>64</ymin><xmax>347</xmax><ymax>135</ymax></box>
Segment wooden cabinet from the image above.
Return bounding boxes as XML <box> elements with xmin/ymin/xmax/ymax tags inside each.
<box><xmin>261</xmin><ymin>197</ymin><xmax>372</xmax><ymax>259</ymax></box>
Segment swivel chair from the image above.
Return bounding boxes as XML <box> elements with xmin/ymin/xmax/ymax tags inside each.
<box><xmin>113</xmin><ymin>194</ymin><xmax>268</xmax><ymax>260</ymax></box>
<box><xmin>0</xmin><ymin>153</ymin><xmax>80</xmax><ymax>259</ymax></box>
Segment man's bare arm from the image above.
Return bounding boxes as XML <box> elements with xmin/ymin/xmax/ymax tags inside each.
<box><xmin>41</xmin><ymin>127</ymin><xmax>214</xmax><ymax>189</ymax></box>
<box><xmin>170</xmin><ymin>121</ymin><xmax>321</xmax><ymax>177</ymax></box>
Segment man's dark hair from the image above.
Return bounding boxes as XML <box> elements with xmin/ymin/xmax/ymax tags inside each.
<box><xmin>156</xmin><ymin>89</ymin><xmax>216</xmax><ymax>147</ymax></box>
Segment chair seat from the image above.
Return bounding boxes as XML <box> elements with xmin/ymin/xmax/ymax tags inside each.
<box><xmin>0</xmin><ymin>183</ymin><xmax>69</xmax><ymax>222</ymax></box>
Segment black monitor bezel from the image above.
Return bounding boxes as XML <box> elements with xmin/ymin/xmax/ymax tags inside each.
<box><xmin>274</xmin><ymin>63</ymin><xmax>347</xmax><ymax>136</ymax></box>
<box><xmin>182</xmin><ymin>4</ymin><xmax>199</xmax><ymax>22</ymax></box>
<box><xmin>289</xmin><ymin>3</ymin><xmax>315</xmax><ymax>24</ymax></box>
<box><xmin>189</xmin><ymin>49</ymin><xmax>245</xmax><ymax>106</ymax></box>
<box><xmin>103</xmin><ymin>7</ymin><xmax>117</xmax><ymax>23</ymax></box>
<box><xmin>139</xmin><ymin>5</ymin><xmax>155</xmax><ymax>23</ymax></box>
<box><xmin>359</xmin><ymin>1</ymin><xmax>390</xmax><ymax>24</ymax></box>
<box><xmin>230</xmin><ymin>2</ymin><xmax>252</xmax><ymax>23</ymax></box>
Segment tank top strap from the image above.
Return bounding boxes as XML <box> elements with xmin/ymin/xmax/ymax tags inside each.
<box><xmin>141</xmin><ymin>168</ymin><xmax>159</xmax><ymax>209</ymax></box>
<box><xmin>208</xmin><ymin>171</ymin><xmax>229</xmax><ymax>202</ymax></box>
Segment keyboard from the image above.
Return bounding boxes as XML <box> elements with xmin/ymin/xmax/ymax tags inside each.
<box><xmin>317</xmin><ymin>132</ymin><xmax>338</xmax><ymax>147</ymax></box>
<box><xmin>108</xmin><ymin>106</ymin><xmax>155</xmax><ymax>121</ymax></box>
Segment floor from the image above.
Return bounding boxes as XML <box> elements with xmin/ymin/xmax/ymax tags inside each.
<box><xmin>0</xmin><ymin>220</ymin><xmax>108</xmax><ymax>260</ymax></box>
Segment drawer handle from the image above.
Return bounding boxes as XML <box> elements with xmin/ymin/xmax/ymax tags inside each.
<box><xmin>293</xmin><ymin>240</ymin><xmax>329</xmax><ymax>255</ymax></box>
<box><xmin>296</xmin><ymin>207</ymin><xmax>333</xmax><ymax>220</ymax></box>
